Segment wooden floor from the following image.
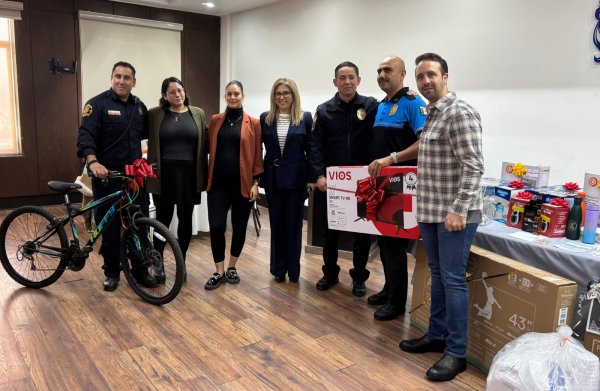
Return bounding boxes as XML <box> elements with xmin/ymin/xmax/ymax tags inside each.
<box><xmin>0</xmin><ymin>205</ymin><xmax>487</xmax><ymax>390</ymax></box>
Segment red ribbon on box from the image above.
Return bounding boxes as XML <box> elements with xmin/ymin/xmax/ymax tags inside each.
<box><xmin>124</xmin><ymin>158</ymin><xmax>157</xmax><ymax>189</ymax></box>
<box><xmin>508</xmin><ymin>180</ymin><xmax>524</xmax><ymax>189</ymax></box>
<box><xmin>549</xmin><ymin>197</ymin><xmax>569</xmax><ymax>208</ymax></box>
<box><xmin>516</xmin><ymin>191</ymin><xmax>533</xmax><ymax>200</ymax></box>
<box><xmin>355</xmin><ymin>177</ymin><xmax>386</xmax><ymax>221</ymax></box>
<box><xmin>562</xmin><ymin>182</ymin><xmax>579</xmax><ymax>191</ymax></box>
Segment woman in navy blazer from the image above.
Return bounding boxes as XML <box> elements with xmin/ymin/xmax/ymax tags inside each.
<box><xmin>260</xmin><ymin>78</ymin><xmax>313</xmax><ymax>283</ymax></box>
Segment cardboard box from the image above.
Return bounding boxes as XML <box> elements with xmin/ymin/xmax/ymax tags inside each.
<box><xmin>493</xmin><ymin>184</ymin><xmax>531</xmax><ymax>223</ymax></box>
<box><xmin>326</xmin><ymin>166</ymin><xmax>419</xmax><ymax>239</ymax></box>
<box><xmin>411</xmin><ymin>243</ymin><xmax>577</xmax><ymax>373</ymax></box>
<box><xmin>584</xmin><ymin>295</ymin><xmax>600</xmax><ymax>359</ymax></box>
<box><xmin>538</xmin><ymin>203</ymin><xmax>570</xmax><ymax>238</ymax></box>
<box><xmin>501</xmin><ymin>162</ymin><xmax>550</xmax><ymax>188</ymax></box>
<box><xmin>584</xmin><ymin>172</ymin><xmax>600</xmax><ymax>207</ymax></box>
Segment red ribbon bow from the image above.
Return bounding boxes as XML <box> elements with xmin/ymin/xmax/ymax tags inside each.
<box><xmin>125</xmin><ymin>158</ymin><xmax>157</xmax><ymax>189</ymax></box>
<box><xmin>516</xmin><ymin>191</ymin><xmax>533</xmax><ymax>200</ymax></box>
<box><xmin>508</xmin><ymin>180</ymin><xmax>524</xmax><ymax>189</ymax></box>
<box><xmin>355</xmin><ymin>177</ymin><xmax>386</xmax><ymax>221</ymax></box>
<box><xmin>563</xmin><ymin>182</ymin><xmax>579</xmax><ymax>191</ymax></box>
<box><xmin>550</xmin><ymin>198</ymin><xmax>569</xmax><ymax>208</ymax></box>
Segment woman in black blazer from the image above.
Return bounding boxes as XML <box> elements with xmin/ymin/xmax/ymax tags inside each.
<box><xmin>260</xmin><ymin>78</ymin><xmax>312</xmax><ymax>283</ymax></box>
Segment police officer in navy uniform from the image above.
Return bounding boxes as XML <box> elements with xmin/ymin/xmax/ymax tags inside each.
<box><xmin>308</xmin><ymin>61</ymin><xmax>378</xmax><ymax>297</ymax></box>
<box><xmin>367</xmin><ymin>55</ymin><xmax>427</xmax><ymax>320</ymax></box>
<box><xmin>77</xmin><ymin>61</ymin><xmax>153</xmax><ymax>292</ymax></box>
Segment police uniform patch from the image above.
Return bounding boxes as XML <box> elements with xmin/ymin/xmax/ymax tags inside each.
<box><xmin>82</xmin><ymin>104</ymin><xmax>93</xmax><ymax>117</ymax></box>
<box><xmin>389</xmin><ymin>104</ymin><xmax>398</xmax><ymax>116</ymax></box>
<box><xmin>419</xmin><ymin>106</ymin><xmax>427</xmax><ymax>115</ymax></box>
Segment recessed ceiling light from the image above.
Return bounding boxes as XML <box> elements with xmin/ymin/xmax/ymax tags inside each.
<box><xmin>201</xmin><ymin>2</ymin><xmax>215</xmax><ymax>8</ymax></box>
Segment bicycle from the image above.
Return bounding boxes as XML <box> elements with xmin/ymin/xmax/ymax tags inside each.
<box><xmin>0</xmin><ymin>163</ymin><xmax>185</xmax><ymax>305</ymax></box>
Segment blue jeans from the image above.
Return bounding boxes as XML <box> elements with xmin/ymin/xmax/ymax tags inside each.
<box><xmin>418</xmin><ymin>222</ymin><xmax>478</xmax><ymax>358</ymax></box>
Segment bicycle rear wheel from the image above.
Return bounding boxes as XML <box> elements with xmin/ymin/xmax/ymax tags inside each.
<box><xmin>121</xmin><ymin>217</ymin><xmax>184</xmax><ymax>305</ymax></box>
<box><xmin>0</xmin><ymin>206</ymin><xmax>68</xmax><ymax>288</ymax></box>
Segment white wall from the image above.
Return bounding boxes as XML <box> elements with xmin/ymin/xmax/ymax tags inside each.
<box><xmin>222</xmin><ymin>0</ymin><xmax>600</xmax><ymax>185</ymax></box>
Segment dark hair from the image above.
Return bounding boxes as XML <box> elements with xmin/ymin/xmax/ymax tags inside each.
<box><xmin>225</xmin><ymin>80</ymin><xmax>244</xmax><ymax>94</ymax></box>
<box><xmin>112</xmin><ymin>61</ymin><xmax>136</xmax><ymax>77</ymax></box>
<box><xmin>415</xmin><ymin>52</ymin><xmax>448</xmax><ymax>74</ymax></box>
<box><xmin>334</xmin><ymin>61</ymin><xmax>359</xmax><ymax>78</ymax></box>
<box><xmin>159</xmin><ymin>77</ymin><xmax>190</xmax><ymax>109</ymax></box>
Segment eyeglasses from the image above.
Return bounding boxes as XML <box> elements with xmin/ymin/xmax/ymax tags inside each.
<box><xmin>167</xmin><ymin>88</ymin><xmax>184</xmax><ymax>96</ymax></box>
<box><xmin>275</xmin><ymin>91</ymin><xmax>291</xmax><ymax>98</ymax></box>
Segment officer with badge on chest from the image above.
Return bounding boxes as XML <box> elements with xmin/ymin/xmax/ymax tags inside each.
<box><xmin>308</xmin><ymin>61</ymin><xmax>378</xmax><ymax>297</ymax></box>
<box><xmin>77</xmin><ymin>61</ymin><xmax>154</xmax><ymax>292</ymax></box>
<box><xmin>366</xmin><ymin>55</ymin><xmax>428</xmax><ymax>321</ymax></box>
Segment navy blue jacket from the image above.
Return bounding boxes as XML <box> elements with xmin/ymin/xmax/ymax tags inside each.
<box><xmin>260</xmin><ymin>111</ymin><xmax>312</xmax><ymax>191</ymax></box>
<box><xmin>77</xmin><ymin>89</ymin><xmax>148</xmax><ymax>170</ymax></box>
<box><xmin>307</xmin><ymin>92</ymin><xmax>377</xmax><ymax>182</ymax></box>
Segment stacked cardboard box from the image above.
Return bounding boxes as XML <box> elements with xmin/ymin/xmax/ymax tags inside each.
<box><xmin>411</xmin><ymin>243</ymin><xmax>578</xmax><ymax>373</ymax></box>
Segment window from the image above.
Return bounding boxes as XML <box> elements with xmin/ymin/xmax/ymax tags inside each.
<box><xmin>0</xmin><ymin>17</ymin><xmax>20</xmax><ymax>156</ymax></box>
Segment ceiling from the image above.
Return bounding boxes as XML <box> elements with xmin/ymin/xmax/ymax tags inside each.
<box><xmin>111</xmin><ymin>0</ymin><xmax>287</xmax><ymax>16</ymax></box>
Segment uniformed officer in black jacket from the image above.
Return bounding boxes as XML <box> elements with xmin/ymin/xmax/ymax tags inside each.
<box><xmin>76</xmin><ymin>61</ymin><xmax>152</xmax><ymax>292</ymax></box>
<box><xmin>308</xmin><ymin>61</ymin><xmax>378</xmax><ymax>297</ymax></box>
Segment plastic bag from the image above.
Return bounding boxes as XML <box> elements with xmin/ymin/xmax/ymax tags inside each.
<box><xmin>486</xmin><ymin>325</ymin><xmax>599</xmax><ymax>391</ymax></box>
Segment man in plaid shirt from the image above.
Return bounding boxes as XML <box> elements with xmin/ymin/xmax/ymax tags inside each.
<box><xmin>400</xmin><ymin>53</ymin><xmax>484</xmax><ymax>382</ymax></box>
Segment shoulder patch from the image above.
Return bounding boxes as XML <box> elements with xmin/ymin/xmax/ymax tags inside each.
<box><xmin>82</xmin><ymin>103</ymin><xmax>93</xmax><ymax>117</ymax></box>
<box><xmin>419</xmin><ymin>106</ymin><xmax>428</xmax><ymax>116</ymax></box>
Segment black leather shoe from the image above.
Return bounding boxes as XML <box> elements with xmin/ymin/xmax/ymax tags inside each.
<box><xmin>367</xmin><ymin>289</ymin><xmax>388</xmax><ymax>305</ymax></box>
<box><xmin>134</xmin><ymin>272</ymin><xmax>158</xmax><ymax>288</ymax></box>
<box><xmin>103</xmin><ymin>276</ymin><xmax>119</xmax><ymax>291</ymax></box>
<box><xmin>316</xmin><ymin>275</ymin><xmax>338</xmax><ymax>290</ymax></box>
<box><xmin>426</xmin><ymin>354</ymin><xmax>467</xmax><ymax>382</ymax></box>
<box><xmin>352</xmin><ymin>280</ymin><xmax>366</xmax><ymax>297</ymax></box>
<box><xmin>374</xmin><ymin>303</ymin><xmax>405</xmax><ymax>321</ymax></box>
<box><xmin>274</xmin><ymin>274</ymin><xmax>285</xmax><ymax>283</ymax></box>
<box><xmin>400</xmin><ymin>335</ymin><xmax>446</xmax><ymax>354</ymax></box>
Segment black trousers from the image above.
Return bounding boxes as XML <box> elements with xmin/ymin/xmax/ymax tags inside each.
<box><xmin>315</xmin><ymin>190</ymin><xmax>371</xmax><ymax>281</ymax></box>
<box><xmin>207</xmin><ymin>186</ymin><xmax>252</xmax><ymax>263</ymax></box>
<box><xmin>92</xmin><ymin>177</ymin><xmax>149</xmax><ymax>278</ymax></box>
<box><xmin>266</xmin><ymin>188</ymin><xmax>305</xmax><ymax>280</ymax></box>
<box><xmin>376</xmin><ymin>235</ymin><xmax>409</xmax><ymax>309</ymax></box>
<box><xmin>153</xmin><ymin>194</ymin><xmax>195</xmax><ymax>261</ymax></box>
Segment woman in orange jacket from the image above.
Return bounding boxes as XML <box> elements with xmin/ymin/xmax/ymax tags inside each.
<box><xmin>204</xmin><ymin>80</ymin><xmax>263</xmax><ymax>290</ymax></box>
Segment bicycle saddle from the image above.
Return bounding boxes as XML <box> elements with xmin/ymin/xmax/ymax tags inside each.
<box><xmin>48</xmin><ymin>181</ymin><xmax>82</xmax><ymax>194</ymax></box>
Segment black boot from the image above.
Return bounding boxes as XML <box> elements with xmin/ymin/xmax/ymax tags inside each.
<box><xmin>426</xmin><ymin>354</ymin><xmax>467</xmax><ymax>382</ymax></box>
<box><xmin>349</xmin><ymin>268</ymin><xmax>369</xmax><ymax>297</ymax></box>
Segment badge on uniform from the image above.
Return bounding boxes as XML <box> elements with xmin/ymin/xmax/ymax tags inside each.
<box><xmin>108</xmin><ymin>110</ymin><xmax>121</xmax><ymax>116</ymax></box>
<box><xmin>357</xmin><ymin>108</ymin><xmax>366</xmax><ymax>120</ymax></box>
<box><xmin>82</xmin><ymin>104</ymin><xmax>93</xmax><ymax>117</ymax></box>
<box><xmin>389</xmin><ymin>104</ymin><xmax>398</xmax><ymax>116</ymax></box>
<box><xmin>419</xmin><ymin>106</ymin><xmax>428</xmax><ymax>115</ymax></box>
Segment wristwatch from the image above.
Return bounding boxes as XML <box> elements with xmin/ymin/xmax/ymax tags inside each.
<box><xmin>390</xmin><ymin>152</ymin><xmax>398</xmax><ymax>164</ymax></box>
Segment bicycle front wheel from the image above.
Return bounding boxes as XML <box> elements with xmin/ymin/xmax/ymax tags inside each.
<box><xmin>0</xmin><ymin>206</ymin><xmax>68</xmax><ymax>288</ymax></box>
<box><xmin>121</xmin><ymin>217</ymin><xmax>184</xmax><ymax>305</ymax></box>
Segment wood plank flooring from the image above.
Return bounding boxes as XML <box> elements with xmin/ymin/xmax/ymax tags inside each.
<box><xmin>0</xmin><ymin>205</ymin><xmax>487</xmax><ymax>390</ymax></box>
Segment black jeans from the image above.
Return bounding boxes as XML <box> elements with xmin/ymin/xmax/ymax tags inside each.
<box><xmin>207</xmin><ymin>186</ymin><xmax>252</xmax><ymax>263</ymax></box>
<box><xmin>376</xmin><ymin>235</ymin><xmax>409</xmax><ymax>309</ymax></box>
<box><xmin>153</xmin><ymin>194</ymin><xmax>195</xmax><ymax>261</ymax></box>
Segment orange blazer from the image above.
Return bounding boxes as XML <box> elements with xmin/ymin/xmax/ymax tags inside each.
<box><xmin>207</xmin><ymin>112</ymin><xmax>264</xmax><ymax>198</ymax></box>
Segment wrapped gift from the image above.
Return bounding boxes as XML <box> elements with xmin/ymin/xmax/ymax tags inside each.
<box><xmin>501</xmin><ymin>162</ymin><xmax>550</xmax><ymax>188</ymax></box>
<box><xmin>538</xmin><ymin>199</ymin><xmax>570</xmax><ymax>238</ymax></box>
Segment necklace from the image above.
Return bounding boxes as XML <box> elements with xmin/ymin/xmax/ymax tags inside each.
<box><xmin>170</xmin><ymin>109</ymin><xmax>187</xmax><ymax>122</ymax></box>
<box><xmin>227</xmin><ymin>115</ymin><xmax>243</xmax><ymax>126</ymax></box>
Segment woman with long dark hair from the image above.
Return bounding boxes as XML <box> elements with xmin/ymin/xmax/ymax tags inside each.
<box><xmin>147</xmin><ymin>77</ymin><xmax>208</xmax><ymax>280</ymax></box>
<box><xmin>204</xmin><ymin>80</ymin><xmax>263</xmax><ymax>290</ymax></box>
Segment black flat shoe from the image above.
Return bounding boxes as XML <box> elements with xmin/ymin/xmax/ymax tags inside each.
<box><xmin>374</xmin><ymin>303</ymin><xmax>405</xmax><ymax>321</ymax></box>
<box><xmin>274</xmin><ymin>274</ymin><xmax>285</xmax><ymax>283</ymax></box>
<box><xmin>367</xmin><ymin>289</ymin><xmax>388</xmax><ymax>305</ymax></box>
<box><xmin>103</xmin><ymin>276</ymin><xmax>119</xmax><ymax>291</ymax></box>
<box><xmin>352</xmin><ymin>280</ymin><xmax>366</xmax><ymax>297</ymax></box>
<box><xmin>205</xmin><ymin>272</ymin><xmax>225</xmax><ymax>290</ymax></box>
<box><xmin>400</xmin><ymin>334</ymin><xmax>446</xmax><ymax>354</ymax></box>
<box><xmin>426</xmin><ymin>354</ymin><xmax>467</xmax><ymax>382</ymax></box>
<box><xmin>225</xmin><ymin>267</ymin><xmax>240</xmax><ymax>284</ymax></box>
<box><xmin>316</xmin><ymin>275</ymin><xmax>338</xmax><ymax>290</ymax></box>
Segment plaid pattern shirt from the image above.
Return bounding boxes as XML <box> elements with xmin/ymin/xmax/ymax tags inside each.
<box><xmin>417</xmin><ymin>91</ymin><xmax>484</xmax><ymax>223</ymax></box>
